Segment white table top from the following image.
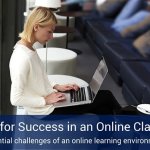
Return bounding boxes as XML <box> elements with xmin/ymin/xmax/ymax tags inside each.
<box><xmin>48</xmin><ymin>75</ymin><xmax>88</xmax><ymax>86</ymax></box>
<box><xmin>37</xmin><ymin>47</ymin><xmax>77</xmax><ymax>60</ymax></box>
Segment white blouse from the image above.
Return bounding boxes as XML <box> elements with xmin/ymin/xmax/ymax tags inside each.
<box><xmin>9</xmin><ymin>44</ymin><xmax>55</xmax><ymax>115</ymax></box>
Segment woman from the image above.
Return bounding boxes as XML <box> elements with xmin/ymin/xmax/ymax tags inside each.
<box><xmin>10</xmin><ymin>7</ymin><xmax>120</xmax><ymax>116</ymax></box>
<box><xmin>9</xmin><ymin>7</ymin><xmax>79</xmax><ymax>115</ymax></box>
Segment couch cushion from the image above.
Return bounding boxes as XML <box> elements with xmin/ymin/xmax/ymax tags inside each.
<box><xmin>122</xmin><ymin>83</ymin><xmax>140</xmax><ymax>105</ymax></box>
<box><xmin>103</xmin><ymin>42</ymin><xmax>141</xmax><ymax>71</ymax></box>
<box><xmin>120</xmin><ymin>61</ymin><xmax>150</xmax><ymax>101</ymax></box>
<box><xmin>114</xmin><ymin>0</ymin><xmax>146</xmax><ymax>23</ymax></box>
<box><xmin>86</xmin><ymin>19</ymin><xmax>122</xmax><ymax>45</ymax></box>
<box><xmin>86</xmin><ymin>19</ymin><xmax>115</xmax><ymax>43</ymax></box>
<box><xmin>142</xmin><ymin>87</ymin><xmax>150</xmax><ymax>104</ymax></box>
<box><xmin>133</xmin><ymin>30</ymin><xmax>150</xmax><ymax>58</ymax></box>
<box><xmin>121</xmin><ymin>15</ymin><xmax>150</xmax><ymax>38</ymax></box>
<box><xmin>96</xmin><ymin>0</ymin><xmax>127</xmax><ymax>17</ymax></box>
<box><xmin>112</xmin><ymin>10</ymin><xmax>150</xmax><ymax>32</ymax></box>
<box><xmin>75</xmin><ymin>10</ymin><xmax>101</xmax><ymax>36</ymax></box>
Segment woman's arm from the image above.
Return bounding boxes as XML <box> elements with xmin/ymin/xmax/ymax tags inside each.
<box><xmin>10</xmin><ymin>56</ymin><xmax>46</xmax><ymax>107</ymax></box>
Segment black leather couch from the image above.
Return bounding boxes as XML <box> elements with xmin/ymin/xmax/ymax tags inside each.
<box><xmin>75</xmin><ymin>10</ymin><xmax>150</xmax><ymax>106</ymax></box>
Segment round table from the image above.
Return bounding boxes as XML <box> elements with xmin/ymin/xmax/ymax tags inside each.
<box><xmin>48</xmin><ymin>74</ymin><xmax>88</xmax><ymax>87</ymax></box>
<box><xmin>37</xmin><ymin>47</ymin><xmax>77</xmax><ymax>75</ymax></box>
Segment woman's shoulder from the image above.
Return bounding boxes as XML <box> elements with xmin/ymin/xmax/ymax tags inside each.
<box><xmin>13</xmin><ymin>43</ymin><xmax>36</xmax><ymax>58</ymax></box>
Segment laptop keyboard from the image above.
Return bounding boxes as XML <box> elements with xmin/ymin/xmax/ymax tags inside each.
<box><xmin>70</xmin><ymin>86</ymin><xmax>93</xmax><ymax>102</ymax></box>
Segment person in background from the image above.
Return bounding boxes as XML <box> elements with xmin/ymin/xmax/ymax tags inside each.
<box><xmin>9</xmin><ymin>7</ymin><xmax>79</xmax><ymax>116</ymax></box>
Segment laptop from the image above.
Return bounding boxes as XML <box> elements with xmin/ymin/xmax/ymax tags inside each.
<box><xmin>54</xmin><ymin>57</ymin><xmax>108</xmax><ymax>108</ymax></box>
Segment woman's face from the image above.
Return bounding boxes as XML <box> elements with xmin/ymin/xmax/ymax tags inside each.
<box><xmin>34</xmin><ymin>24</ymin><xmax>55</xmax><ymax>44</ymax></box>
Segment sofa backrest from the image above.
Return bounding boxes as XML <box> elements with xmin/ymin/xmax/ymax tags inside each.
<box><xmin>114</xmin><ymin>0</ymin><xmax>147</xmax><ymax>23</ymax></box>
<box><xmin>96</xmin><ymin>0</ymin><xmax>127</xmax><ymax>18</ymax></box>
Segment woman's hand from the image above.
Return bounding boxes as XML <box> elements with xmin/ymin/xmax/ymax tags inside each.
<box><xmin>44</xmin><ymin>92</ymin><xmax>66</xmax><ymax>105</ymax></box>
<box><xmin>53</xmin><ymin>84</ymin><xmax>79</xmax><ymax>92</ymax></box>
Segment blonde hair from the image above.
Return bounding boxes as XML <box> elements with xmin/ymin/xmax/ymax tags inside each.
<box><xmin>19</xmin><ymin>7</ymin><xmax>57</xmax><ymax>43</ymax></box>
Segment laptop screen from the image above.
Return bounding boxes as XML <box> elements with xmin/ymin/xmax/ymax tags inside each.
<box><xmin>89</xmin><ymin>58</ymin><xmax>108</xmax><ymax>95</ymax></box>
